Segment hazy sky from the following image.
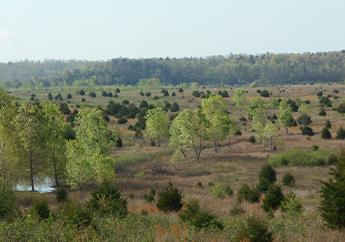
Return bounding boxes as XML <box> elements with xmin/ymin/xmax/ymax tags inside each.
<box><xmin>1</xmin><ymin>0</ymin><xmax>345</xmax><ymax>61</ymax></box>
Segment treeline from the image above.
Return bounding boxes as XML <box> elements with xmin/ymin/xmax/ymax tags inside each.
<box><xmin>1</xmin><ymin>51</ymin><xmax>345</xmax><ymax>88</ymax></box>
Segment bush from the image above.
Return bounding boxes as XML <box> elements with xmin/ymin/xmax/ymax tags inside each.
<box><xmin>260</xmin><ymin>89</ymin><xmax>270</xmax><ymax>97</ymax></box>
<box><xmin>337</xmin><ymin>102</ymin><xmax>345</xmax><ymax>113</ymax></box>
<box><xmin>211</xmin><ymin>184</ymin><xmax>233</xmax><ymax>198</ymax></box>
<box><xmin>56</xmin><ymin>187</ymin><xmax>68</xmax><ymax>203</ymax></box>
<box><xmin>156</xmin><ymin>183</ymin><xmax>182</xmax><ymax>212</ymax></box>
<box><xmin>57</xmin><ymin>202</ymin><xmax>93</xmax><ymax>228</ymax></box>
<box><xmin>259</xmin><ymin>165</ymin><xmax>277</xmax><ymax>184</ymax></box>
<box><xmin>336</xmin><ymin>127</ymin><xmax>345</xmax><ymax>139</ymax></box>
<box><xmin>88</xmin><ymin>183</ymin><xmax>127</xmax><ymax>218</ymax></box>
<box><xmin>300</xmin><ymin>126</ymin><xmax>314</xmax><ymax>136</ymax></box>
<box><xmin>89</xmin><ymin>92</ymin><xmax>96</xmax><ymax>98</ymax></box>
<box><xmin>115</xmin><ymin>137</ymin><xmax>123</xmax><ymax>148</ymax></box>
<box><xmin>230</xmin><ymin>206</ymin><xmax>245</xmax><ymax>216</ymax></box>
<box><xmin>268</xmin><ymin>148</ymin><xmax>331</xmax><ymax>166</ymax></box>
<box><xmin>32</xmin><ymin>199</ymin><xmax>50</xmax><ymax>219</ymax></box>
<box><xmin>319</xmin><ymin>96</ymin><xmax>332</xmax><ymax>107</ymax></box>
<box><xmin>321</xmin><ymin>127</ymin><xmax>332</xmax><ymax>139</ymax></box>
<box><xmin>280</xmin><ymin>193</ymin><xmax>302</xmax><ymax>216</ymax></box>
<box><xmin>144</xmin><ymin>189</ymin><xmax>156</xmax><ymax>203</ymax></box>
<box><xmin>319</xmin><ymin>150</ymin><xmax>345</xmax><ymax>228</ymax></box>
<box><xmin>325</xmin><ymin>120</ymin><xmax>331</xmax><ymax>129</ymax></box>
<box><xmin>235</xmin><ymin>216</ymin><xmax>273</xmax><ymax>242</ymax></box>
<box><xmin>179</xmin><ymin>200</ymin><xmax>223</xmax><ymax>230</ymax></box>
<box><xmin>0</xmin><ymin>181</ymin><xmax>17</xmax><ymax>219</ymax></box>
<box><xmin>319</xmin><ymin>109</ymin><xmax>326</xmax><ymax>116</ymax></box>
<box><xmin>59</xmin><ymin>102</ymin><xmax>70</xmax><ymax>115</ymax></box>
<box><xmin>297</xmin><ymin>114</ymin><xmax>312</xmax><ymax>126</ymax></box>
<box><xmin>249</xmin><ymin>135</ymin><xmax>256</xmax><ymax>143</ymax></box>
<box><xmin>282</xmin><ymin>173</ymin><xmax>295</xmax><ymax>186</ymax></box>
<box><xmin>262</xmin><ymin>184</ymin><xmax>285</xmax><ymax>212</ymax></box>
<box><xmin>237</xmin><ymin>184</ymin><xmax>260</xmax><ymax>203</ymax></box>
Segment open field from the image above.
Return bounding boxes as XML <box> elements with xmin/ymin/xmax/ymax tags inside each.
<box><xmin>3</xmin><ymin>83</ymin><xmax>345</xmax><ymax>241</ymax></box>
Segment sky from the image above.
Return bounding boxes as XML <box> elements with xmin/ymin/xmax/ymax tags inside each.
<box><xmin>0</xmin><ymin>0</ymin><xmax>345</xmax><ymax>61</ymax></box>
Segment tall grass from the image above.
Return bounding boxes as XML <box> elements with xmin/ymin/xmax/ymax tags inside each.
<box><xmin>267</xmin><ymin>149</ymin><xmax>331</xmax><ymax>166</ymax></box>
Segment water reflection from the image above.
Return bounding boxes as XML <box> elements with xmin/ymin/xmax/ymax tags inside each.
<box><xmin>15</xmin><ymin>177</ymin><xmax>55</xmax><ymax>193</ymax></box>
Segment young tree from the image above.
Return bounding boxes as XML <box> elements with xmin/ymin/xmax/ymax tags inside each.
<box><xmin>263</xmin><ymin>121</ymin><xmax>279</xmax><ymax>151</ymax></box>
<box><xmin>169</xmin><ymin>108</ymin><xmax>207</xmax><ymax>160</ymax></box>
<box><xmin>42</xmin><ymin>103</ymin><xmax>66</xmax><ymax>187</ymax></box>
<box><xmin>145</xmin><ymin>107</ymin><xmax>169</xmax><ymax>147</ymax></box>
<box><xmin>249</xmin><ymin>98</ymin><xmax>268</xmax><ymax>142</ymax></box>
<box><xmin>14</xmin><ymin>102</ymin><xmax>48</xmax><ymax>191</ymax></box>
<box><xmin>0</xmin><ymin>89</ymin><xmax>19</xmax><ymax>183</ymax></box>
<box><xmin>279</xmin><ymin>100</ymin><xmax>293</xmax><ymax>135</ymax></box>
<box><xmin>201</xmin><ymin>96</ymin><xmax>230</xmax><ymax>152</ymax></box>
<box><xmin>320</xmin><ymin>150</ymin><xmax>345</xmax><ymax>228</ymax></box>
<box><xmin>66</xmin><ymin>109</ymin><xmax>114</xmax><ymax>199</ymax></box>
<box><xmin>232</xmin><ymin>88</ymin><xmax>246</xmax><ymax>107</ymax></box>
<box><xmin>227</xmin><ymin>119</ymin><xmax>240</xmax><ymax>148</ymax></box>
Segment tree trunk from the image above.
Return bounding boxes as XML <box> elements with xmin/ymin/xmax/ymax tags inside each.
<box><xmin>180</xmin><ymin>148</ymin><xmax>187</xmax><ymax>159</ymax></box>
<box><xmin>29</xmin><ymin>150</ymin><xmax>35</xmax><ymax>192</ymax></box>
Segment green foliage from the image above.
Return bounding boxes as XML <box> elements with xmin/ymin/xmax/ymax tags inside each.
<box><xmin>319</xmin><ymin>150</ymin><xmax>345</xmax><ymax>229</ymax></box>
<box><xmin>278</xmin><ymin>100</ymin><xmax>293</xmax><ymax>134</ymax></box>
<box><xmin>300</xmin><ymin>126</ymin><xmax>314</xmax><ymax>136</ymax></box>
<box><xmin>211</xmin><ymin>184</ymin><xmax>233</xmax><ymax>198</ymax></box>
<box><xmin>88</xmin><ymin>183</ymin><xmax>128</xmax><ymax>218</ymax></box>
<box><xmin>321</xmin><ymin>127</ymin><xmax>332</xmax><ymax>139</ymax></box>
<box><xmin>262</xmin><ymin>184</ymin><xmax>285</xmax><ymax>212</ymax></box>
<box><xmin>233</xmin><ymin>88</ymin><xmax>246</xmax><ymax>107</ymax></box>
<box><xmin>259</xmin><ymin>165</ymin><xmax>276</xmax><ymax>184</ymax></box>
<box><xmin>145</xmin><ymin>107</ymin><xmax>169</xmax><ymax>147</ymax></box>
<box><xmin>337</xmin><ymin>102</ymin><xmax>345</xmax><ymax>113</ymax></box>
<box><xmin>0</xmin><ymin>181</ymin><xmax>17</xmax><ymax>220</ymax></box>
<box><xmin>32</xmin><ymin>198</ymin><xmax>50</xmax><ymax>220</ymax></box>
<box><xmin>56</xmin><ymin>187</ymin><xmax>68</xmax><ymax>203</ymax></box>
<box><xmin>281</xmin><ymin>193</ymin><xmax>303</xmax><ymax>216</ymax></box>
<box><xmin>336</xmin><ymin>127</ymin><xmax>345</xmax><ymax>139</ymax></box>
<box><xmin>56</xmin><ymin>202</ymin><xmax>93</xmax><ymax>228</ymax></box>
<box><xmin>268</xmin><ymin>148</ymin><xmax>331</xmax><ymax>166</ymax></box>
<box><xmin>237</xmin><ymin>184</ymin><xmax>260</xmax><ymax>203</ymax></box>
<box><xmin>66</xmin><ymin>109</ymin><xmax>114</xmax><ymax>196</ymax></box>
<box><xmin>156</xmin><ymin>183</ymin><xmax>183</xmax><ymax>212</ymax></box>
<box><xmin>144</xmin><ymin>189</ymin><xmax>156</xmax><ymax>203</ymax></box>
<box><xmin>179</xmin><ymin>200</ymin><xmax>223</xmax><ymax>230</ymax></box>
<box><xmin>234</xmin><ymin>216</ymin><xmax>273</xmax><ymax>242</ymax></box>
<box><xmin>282</xmin><ymin>173</ymin><xmax>295</xmax><ymax>186</ymax></box>
<box><xmin>169</xmin><ymin>108</ymin><xmax>207</xmax><ymax>160</ymax></box>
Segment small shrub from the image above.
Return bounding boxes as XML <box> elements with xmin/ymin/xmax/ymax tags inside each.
<box><xmin>56</xmin><ymin>187</ymin><xmax>68</xmax><ymax>203</ymax></box>
<box><xmin>249</xmin><ymin>135</ymin><xmax>256</xmax><ymax>143</ymax></box>
<box><xmin>179</xmin><ymin>200</ymin><xmax>223</xmax><ymax>230</ymax></box>
<box><xmin>336</xmin><ymin>127</ymin><xmax>345</xmax><ymax>139</ymax></box>
<box><xmin>0</xmin><ymin>181</ymin><xmax>17</xmax><ymax>219</ymax></box>
<box><xmin>328</xmin><ymin>154</ymin><xmax>338</xmax><ymax>165</ymax></box>
<box><xmin>282</xmin><ymin>173</ymin><xmax>295</xmax><ymax>186</ymax></box>
<box><xmin>260</xmin><ymin>89</ymin><xmax>270</xmax><ymax>97</ymax></box>
<box><xmin>319</xmin><ymin>109</ymin><xmax>326</xmax><ymax>116</ymax></box>
<box><xmin>300</xmin><ymin>126</ymin><xmax>314</xmax><ymax>136</ymax></box>
<box><xmin>115</xmin><ymin>137</ymin><xmax>123</xmax><ymax>148</ymax></box>
<box><xmin>321</xmin><ymin>127</ymin><xmax>332</xmax><ymax>139</ymax></box>
<box><xmin>156</xmin><ymin>183</ymin><xmax>182</xmax><ymax>212</ymax></box>
<box><xmin>262</xmin><ymin>184</ymin><xmax>285</xmax><ymax>212</ymax></box>
<box><xmin>88</xmin><ymin>183</ymin><xmax>128</xmax><ymax>218</ymax></box>
<box><xmin>196</xmin><ymin>181</ymin><xmax>203</xmax><ymax>188</ymax></box>
<box><xmin>237</xmin><ymin>184</ymin><xmax>260</xmax><ymax>203</ymax></box>
<box><xmin>337</xmin><ymin>102</ymin><xmax>345</xmax><ymax>113</ymax></box>
<box><xmin>325</xmin><ymin>120</ymin><xmax>331</xmax><ymax>129</ymax></box>
<box><xmin>32</xmin><ymin>199</ymin><xmax>50</xmax><ymax>219</ymax></box>
<box><xmin>211</xmin><ymin>184</ymin><xmax>233</xmax><ymax>198</ymax></box>
<box><xmin>259</xmin><ymin>165</ymin><xmax>277</xmax><ymax>184</ymax></box>
<box><xmin>144</xmin><ymin>189</ymin><xmax>156</xmax><ymax>203</ymax></box>
<box><xmin>280</xmin><ymin>192</ymin><xmax>302</xmax><ymax>216</ymax></box>
<box><xmin>57</xmin><ymin>202</ymin><xmax>92</xmax><ymax>228</ymax></box>
<box><xmin>319</xmin><ymin>150</ymin><xmax>345</xmax><ymax>228</ymax></box>
<box><xmin>235</xmin><ymin>216</ymin><xmax>273</xmax><ymax>242</ymax></box>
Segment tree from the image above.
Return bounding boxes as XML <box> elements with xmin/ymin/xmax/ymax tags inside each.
<box><xmin>249</xmin><ymin>98</ymin><xmax>268</xmax><ymax>142</ymax></box>
<box><xmin>232</xmin><ymin>88</ymin><xmax>246</xmax><ymax>107</ymax></box>
<box><xmin>320</xmin><ymin>150</ymin><xmax>345</xmax><ymax>229</ymax></box>
<box><xmin>321</xmin><ymin>127</ymin><xmax>332</xmax><ymax>139</ymax></box>
<box><xmin>145</xmin><ymin>107</ymin><xmax>169</xmax><ymax>147</ymax></box>
<box><xmin>169</xmin><ymin>108</ymin><xmax>207</xmax><ymax>160</ymax></box>
<box><xmin>42</xmin><ymin>103</ymin><xmax>66</xmax><ymax>187</ymax></box>
<box><xmin>279</xmin><ymin>100</ymin><xmax>293</xmax><ymax>135</ymax></box>
<box><xmin>66</xmin><ymin>109</ymin><xmax>114</xmax><ymax>199</ymax></box>
<box><xmin>0</xmin><ymin>89</ymin><xmax>19</xmax><ymax>183</ymax></box>
<box><xmin>263</xmin><ymin>121</ymin><xmax>278</xmax><ymax>151</ymax></box>
<box><xmin>201</xmin><ymin>96</ymin><xmax>230</xmax><ymax>152</ymax></box>
<box><xmin>14</xmin><ymin>102</ymin><xmax>48</xmax><ymax>191</ymax></box>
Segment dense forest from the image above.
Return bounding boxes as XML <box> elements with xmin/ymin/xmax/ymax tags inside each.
<box><xmin>1</xmin><ymin>51</ymin><xmax>345</xmax><ymax>88</ymax></box>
